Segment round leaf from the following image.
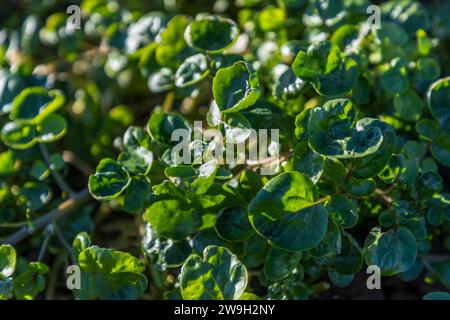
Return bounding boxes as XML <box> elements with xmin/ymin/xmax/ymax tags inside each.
<box><xmin>175</xmin><ymin>54</ymin><xmax>210</xmax><ymax>88</ymax></box>
<box><xmin>308</xmin><ymin>99</ymin><xmax>383</xmax><ymax>159</ymax></box>
<box><xmin>427</xmin><ymin>77</ymin><xmax>450</xmax><ymax>132</ymax></box>
<box><xmin>248</xmin><ymin>171</ymin><xmax>328</xmax><ymax>251</ymax></box>
<box><xmin>292</xmin><ymin>41</ymin><xmax>359</xmax><ymax>96</ymax></box>
<box><xmin>37</xmin><ymin>113</ymin><xmax>67</xmax><ymax>143</ymax></box>
<box><xmin>215</xmin><ymin>206</ymin><xmax>254</xmax><ymax>242</ymax></box>
<box><xmin>180</xmin><ymin>246</ymin><xmax>247</xmax><ymax>300</ymax></box>
<box><xmin>212</xmin><ymin>61</ymin><xmax>260</xmax><ymax>113</ymax></box>
<box><xmin>363</xmin><ymin>227</ymin><xmax>417</xmax><ymax>276</ymax></box>
<box><xmin>1</xmin><ymin>121</ymin><xmax>37</xmax><ymax>150</ymax></box>
<box><xmin>10</xmin><ymin>87</ymin><xmax>65</xmax><ymax>125</ymax></box>
<box><xmin>185</xmin><ymin>16</ymin><xmax>239</xmax><ymax>53</ymax></box>
<box><xmin>144</xmin><ymin>199</ymin><xmax>200</xmax><ymax>240</ymax></box>
<box><xmin>88</xmin><ymin>159</ymin><xmax>131</xmax><ymax>201</ymax></box>
<box><xmin>118</xmin><ymin>146</ymin><xmax>153</xmax><ymax>176</ymax></box>
<box><xmin>0</xmin><ymin>245</ymin><xmax>16</xmax><ymax>279</ymax></box>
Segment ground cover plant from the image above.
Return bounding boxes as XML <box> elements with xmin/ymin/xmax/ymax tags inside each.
<box><xmin>0</xmin><ymin>0</ymin><xmax>450</xmax><ymax>300</ymax></box>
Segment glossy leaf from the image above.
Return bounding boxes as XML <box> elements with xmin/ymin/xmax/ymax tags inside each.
<box><xmin>180</xmin><ymin>246</ymin><xmax>247</xmax><ymax>300</ymax></box>
<box><xmin>248</xmin><ymin>172</ymin><xmax>328</xmax><ymax>251</ymax></box>
<box><xmin>292</xmin><ymin>41</ymin><xmax>359</xmax><ymax>96</ymax></box>
<box><xmin>185</xmin><ymin>16</ymin><xmax>239</xmax><ymax>53</ymax></box>
<box><xmin>10</xmin><ymin>87</ymin><xmax>65</xmax><ymax>125</ymax></box>
<box><xmin>88</xmin><ymin>159</ymin><xmax>131</xmax><ymax>201</ymax></box>
<box><xmin>363</xmin><ymin>227</ymin><xmax>417</xmax><ymax>276</ymax></box>
<box><xmin>212</xmin><ymin>62</ymin><xmax>260</xmax><ymax>113</ymax></box>
<box><xmin>308</xmin><ymin>99</ymin><xmax>383</xmax><ymax>159</ymax></box>
<box><xmin>215</xmin><ymin>206</ymin><xmax>254</xmax><ymax>242</ymax></box>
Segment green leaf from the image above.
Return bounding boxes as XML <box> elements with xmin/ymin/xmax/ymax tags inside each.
<box><xmin>175</xmin><ymin>54</ymin><xmax>210</xmax><ymax>88</ymax></box>
<box><xmin>191</xmin><ymin>159</ymin><xmax>218</xmax><ymax>195</ymax></box>
<box><xmin>310</xmin><ymin>220</ymin><xmax>342</xmax><ymax>258</ymax></box>
<box><xmin>292</xmin><ymin>141</ymin><xmax>324</xmax><ymax>183</ymax></box>
<box><xmin>380</xmin><ymin>0</ymin><xmax>430</xmax><ymax>35</ymax></box>
<box><xmin>144</xmin><ymin>199</ymin><xmax>200</xmax><ymax>240</ymax></box>
<box><xmin>36</xmin><ymin>113</ymin><xmax>67</xmax><ymax>143</ymax></box>
<box><xmin>430</xmin><ymin>132</ymin><xmax>450</xmax><ymax>166</ymax></box>
<box><xmin>328</xmin><ymin>269</ymin><xmax>353</xmax><ymax>288</ymax></box>
<box><xmin>222</xmin><ymin>113</ymin><xmax>252</xmax><ymax>144</ymax></box>
<box><xmin>155</xmin><ymin>15</ymin><xmax>191</xmax><ymax>69</ymax></box>
<box><xmin>427</xmin><ymin>77</ymin><xmax>450</xmax><ymax>131</ymax></box>
<box><xmin>363</xmin><ymin>227</ymin><xmax>417</xmax><ymax>276</ymax></box>
<box><xmin>72</xmin><ymin>232</ymin><xmax>92</xmax><ymax>262</ymax></box>
<box><xmin>212</xmin><ymin>61</ymin><xmax>260</xmax><ymax>113</ymax></box>
<box><xmin>0</xmin><ymin>150</ymin><xmax>15</xmax><ymax>176</ymax></box>
<box><xmin>215</xmin><ymin>206</ymin><xmax>254</xmax><ymax>242</ymax></box>
<box><xmin>423</xmin><ymin>291</ymin><xmax>450</xmax><ymax>300</ymax></box>
<box><xmin>147</xmin><ymin>68</ymin><xmax>174</xmax><ymax>93</ymax></box>
<box><xmin>19</xmin><ymin>181</ymin><xmax>52</xmax><ymax>211</ymax></box>
<box><xmin>325</xmin><ymin>195</ymin><xmax>358</xmax><ymax>229</ymax></box>
<box><xmin>88</xmin><ymin>158</ymin><xmax>131</xmax><ymax>201</ymax></box>
<box><xmin>330</xmin><ymin>24</ymin><xmax>359</xmax><ymax>50</ymax></box>
<box><xmin>343</xmin><ymin>177</ymin><xmax>376</xmax><ymax>197</ymax></box>
<box><xmin>416</xmin><ymin>119</ymin><xmax>441</xmax><ymax>141</ymax></box>
<box><xmin>142</xmin><ymin>224</ymin><xmax>192</xmax><ymax>268</ymax></box>
<box><xmin>273</xmin><ymin>67</ymin><xmax>305</xmax><ymax>100</ymax></box>
<box><xmin>118</xmin><ymin>146</ymin><xmax>153</xmax><ymax>176</ymax></box>
<box><xmin>0</xmin><ymin>278</ymin><xmax>13</xmax><ymax>300</ymax></box>
<box><xmin>322</xmin><ymin>158</ymin><xmax>346</xmax><ymax>184</ymax></box>
<box><xmin>123</xmin><ymin>126</ymin><xmax>151</xmax><ymax>150</ymax></box>
<box><xmin>10</xmin><ymin>87</ymin><xmax>65</xmax><ymax>125</ymax></box>
<box><xmin>292</xmin><ymin>41</ymin><xmax>359</xmax><ymax>96</ymax></box>
<box><xmin>185</xmin><ymin>16</ymin><xmax>239</xmax><ymax>53</ymax></box>
<box><xmin>352</xmin><ymin>119</ymin><xmax>397</xmax><ymax>179</ymax></box>
<box><xmin>77</xmin><ymin>246</ymin><xmax>147</xmax><ymax>300</ymax></box>
<box><xmin>165</xmin><ymin>165</ymin><xmax>198</xmax><ymax>179</ymax></box>
<box><xmin>1</xmin><ymin>121</ymin><xmax>37</xmax><ymax>150</ymax></box>
<box><xmin>248</xmin><ymin>171</ymin><xmax>328</xmax><ymax>251</ymax></box>
<box><xmin>393</xmin><ymin>89</ymin><xmax>424</xmax><ymax>122</ymax></box>
<box><xmin>180</xmin><ymin>246</ymin><xmax>247</xmax><ymax>300</ymax></box>
<box><xmin>374</xmin><ymin>21</ymin><xmax>409</xmax><ymax>46</ymax></box>
<box><xmin>29</xmin><ymin>160</ymin><xmax>50</xmax><ymax>181</ymax></box>
<box><xmin>259</xmin><ymin>6</ymin><xmax>285</xmax><ymax>31</ymax></box>
<box><xmin>308</xmin><ymin>99</ymin><xmax>383</xmax><ymax>159</ymax></box>
<box><xmin>120</xmin><ymin>177</ymin><xmax>151</xmax><ymax>213</ymax></box>
<box><xmin>147</xmin><ymin>111</ymin><xmax>191</xmax><ymax>146</ymax></box>
<box><xmin>0</xmin><ymin>70</ymin><xmax>26</xmax><ymax>114</ymax></box>
<box><xmin>13</xmin><ymin>262</ymin><xmax>48</xmax><ymax>300</ymax></box>
<box><xmin>380</xmin><ymin>60</ymin><xmax>409</xmax><ymax>95</ymax></box>
<box><xmin>264</xmin><ymin>247</ymin><xmax>302</xmax><ymax>281</ymax></box>
<box><xmin>0</xmin><ymin>245</ymin><xmax>16</xmax><ymax>279</ymax></box>
<box><xmin>333</xmin><ymin>231</ymin><xmax>363</xmax><ymax>275</ymax></box>
<box><xmin>207</xmin><ymin>100</ymin><xmax>222</xmax><ymax>127</ymax></box>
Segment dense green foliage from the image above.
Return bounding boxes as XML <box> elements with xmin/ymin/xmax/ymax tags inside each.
<box><xmin>0</xmin><ymin>0</ymin><xmax>450</xmax><ymax>300</ymax></box>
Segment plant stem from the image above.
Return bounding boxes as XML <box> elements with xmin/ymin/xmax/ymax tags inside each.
<box><xmin>375</xmin><ymin>188</ymin><xmax>393</xmax><ymax>205</ymax></box>
<box><xmin>316</xmin><ymin>195</ymin><xmax>331</xmax><ymax>205</ymax></box>
<box><xmin>246</xmin><ymin>150</ymin><xmax>294</xmax><ymax>168</ymax></box>
<box><xmin>53</xmin><ymin>223</ymin><xmax>73</xmax><ymax>255</ymax></box>
<box><xmin>45</xmin><ymin>252</ymin><xmax>66</xmax><ymax>300</ymax></box>
<box><xmin>0</xmin><ymin>221</ymin><xmax>29</xmax><ymax>228</ymax></box>
<box><xmin>0</xmin><ymin>188</ymin><xmax>91</xmax><ymax>245</ymax></box>
<box><xmin>162</xmin><ymin>91</ymin><xmax>175</xmax><ymax>112</ymax></box>
<box><xmin>37</xmin><ymin>229</ymin><xmax>52</xmax><ymax>261</ymax></box>
<box><xmin>149</xmin><ymin>263</ymin><xmax>166</xmax><ymax>294</ymax></box>
<box><xmin>39</xmin><ymin>144</ymin><xmax>76</xmax><ymax>198</ymax></box>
